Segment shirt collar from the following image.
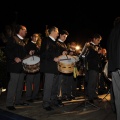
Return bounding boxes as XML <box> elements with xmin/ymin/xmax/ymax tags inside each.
<box><xmin>58</xmin><ymin>39</ymin><xmax>64</xmax><ymax>42</ymax></box>
<box><xmin>31</xmin><ymin>41</ymin><xmax>36</xmax><ymax>44</ymax></box>
<box><xmin>17</xmin><ymin>34</ymin><xmax>24</xmax><ymax>40</ymax></box>
<box><xmin>90</xmin><ymin>41</ymin><xmax>95</xmax><ymax>45</ymax></box>
<box><xmin>49</xmin><ymin>36</ymin><xmax>56</xmax><ymax>41</ymax></box>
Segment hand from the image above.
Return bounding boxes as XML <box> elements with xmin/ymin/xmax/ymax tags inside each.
<box><xmin>62</xmin><ymin>51</ymin><xmax>68</xmax><ymax>55</ymax></box>
<box><xmin>85</xmin><ymin>42</ymin><xmax>90</xmax><ymax>47</ymax></box>
<box><xmin>14</xmin><ymin>57</ymin><xmax>21</xmax><ymax>63</ymax></box>
<box><xmin>29</xmin><ymin>50</ymin><xmax>35</xmax><ymax>55</ymax></box>
<box><xmin>54</xmin><ymin>57</ymin><xmax>59</xmax><ymax>62</ymax></box>
<box><xmin>69</xmin><ymin>51</ymin><xmax>74</xmax><ymax>55</ymax></box>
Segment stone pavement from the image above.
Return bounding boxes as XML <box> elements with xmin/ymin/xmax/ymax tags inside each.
<box><xmin>0</xmin><ymin>89</ymin><xmax>116</xmax><ymax>120</ymax></box>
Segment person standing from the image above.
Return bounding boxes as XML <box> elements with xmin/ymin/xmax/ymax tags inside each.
<box><xmin>107</xmin><ymin>17</ymin><xmax>120</xmax><ymax>120</ymax></box>
<box><xmin>85</xmin><ymin>33</ymin><xmax>102</xmax><ymax>103</ymax></box>
<box><xmin>60</xmin><ymin>41</ymin><xmax>78</xmax><ymax>101</ymax></box>
<box><xmin>5</xmin><ymin>25</ymin><xmax>29</xmax><ymax>110</ymax></box>
<box><xmin>56</xmin><ymin>30</ymin><xmax>69</xmax><ymax>101</ymax></box>
<box><xmin>40</xmin><ymin>26</ymin><xmax>60</xmax><ymax>111</ymax></box>
<box><xmin>25</xmin><ymin>33</ymin><xmax>41</xmax><ymax>102</ymax></box>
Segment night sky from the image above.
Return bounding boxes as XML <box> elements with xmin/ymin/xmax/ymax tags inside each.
<box><xmin>0</xmin><ymin>1</ymin><xmax>120</xmax><ymax>48</ymax></box>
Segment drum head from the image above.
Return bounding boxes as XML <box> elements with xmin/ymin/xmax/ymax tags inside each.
<box><xmin>22</xmin><ymin>56</ymin><xmax>40</xmax><ymax>65</ymax></box>
<box><xmin>58</xmin><ymin>55</ymin><xmax>76</xmax><ymax>64</ymax></box>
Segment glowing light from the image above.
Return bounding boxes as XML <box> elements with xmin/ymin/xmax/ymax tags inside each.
<box><xmin>75</xmin><ymin>45</ymin><xmax>80</xmax><ymax>50</ymax></box>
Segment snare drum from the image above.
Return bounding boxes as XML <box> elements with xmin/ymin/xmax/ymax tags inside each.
<box><xmin>58</xmin><ymin>55</ymin><xmax>76</xmax><ymax>73</ymax></box>
<box><xmin>22</xmin><ymin>55</ymin><xmax>40</xmax><ymax>73</ymax></box>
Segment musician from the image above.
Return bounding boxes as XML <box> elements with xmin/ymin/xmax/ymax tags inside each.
<box><xmin>98</xmin><ymin>48</ymin><xmax>109</xmax><ymax>95</ymax></box>
<box><xmin>84</xmin><ymin>33</ymin><xmax>102</xmax><ymax>103</ymax></box>
<box><xmin>40</xmin><ymin>26</ymin><xmax>60</xmax><ymax>111</ymax></box>
<box><xmin>61</xmin><ymin>41</ymin><xmax>78</xmax><ymax>100</ymax></box>
<box><xmin>25</xmin><ymin>33</ymin><xmax>41</xmax><ymax>102</ymax></box>
<box><xmin>5</xmin><ymin>25</ymin><xmax>29</xmax><ymax>110</ymax></box>
<box><xmin>56</xmin><ymin>30</ymin><xmax>70</xmax><ymax>101</ymax></box>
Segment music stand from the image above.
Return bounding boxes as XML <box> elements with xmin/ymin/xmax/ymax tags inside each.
<box><xmin>99</xmin><ymin>77</ymin><xmax>112</xmax><ymax>104</ymax></box>
<box><xmin>76</xmin><ymin>55</ymin><xmax>100</xmax><ymax>111</ymax></box>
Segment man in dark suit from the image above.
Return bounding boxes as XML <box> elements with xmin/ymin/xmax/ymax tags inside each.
<box><xmin>56</xmin><ymin>30</ymin><xmax>70</xmax><ymax>101</ymax></box>
<box><xmin>40</xmin><ymin>26</ymin><xmax>60</xmax><ymax>111</ymax></box>
<box><xmin>85</xmin><ymin>33</ymin><xmax>102</xmax><ymax>103</ymax></box>
<box><xmin>5</xmin><ymin>25</ymin><xmax>29</xmax><ymax>110</ymax></box>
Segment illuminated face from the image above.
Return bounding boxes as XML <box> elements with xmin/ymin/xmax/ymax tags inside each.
<box><xmin>70</xmin><ymin>42</ymin><xmax>77</xmax><ymax>49</ymax></box>
<box><xmin>93</xmin><ymin>38</ymin><xmax>101</xmax><ymax>45</ymax></box>
<box><xmin>31</xmin><ymin>34</ymin><xmax>39</xmax><ymax>42</ymax></box>
<box><xmin>54</xmin><ymin>28</ymin><xmax>59</xmax><ymax>39</ymax></box>
<box><xmin>60</xmin><ymin>34</ymin><xmax>68</xmax><ymax>42</ymax></box>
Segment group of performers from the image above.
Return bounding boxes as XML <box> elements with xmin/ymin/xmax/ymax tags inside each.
<box><xmin>1</xmin><ymin>24</ymin><xmax>109</xmax><ymax>112</ymax></box>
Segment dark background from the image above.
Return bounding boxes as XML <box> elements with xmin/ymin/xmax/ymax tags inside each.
<box><xmin>0</xmin><ymin>1</ymin><xmax>120</xmax><ymax>48</ymax></box>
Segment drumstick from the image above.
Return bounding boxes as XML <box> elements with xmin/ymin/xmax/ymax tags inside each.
<box><xmin>32</xmin><ymin>55</ymin><xmax>34</xmax><ymax>60</ymax></box>
<box><xmin>65</xmin><ymin>53</ymin><xmax>68</xmax><ymax>59</ymax></box>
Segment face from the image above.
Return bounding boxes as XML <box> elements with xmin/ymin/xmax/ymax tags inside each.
<box><xmin>51</xmin><ymin>28</ymin><xmax>59</xmax><ymax>39</ymax></box>
<box><xmin>70</xmin><ymin>42</ymin><xmax>77</xmax><ymax>49</ymax></box>
<box><xmin>59</xmin><ymin>34</ymin><xmax>68</xmax><ymax>42</ymax></box>
<box><xmin>20</xmin><ymin>26</ymin><xmax>27</xmax><ymax>38</ymax></box>
<box><xmin>93</xmin><ymin>38</ymin><xmax>101</xmax><ymax>45</ymax></box>
<box><xmin>31</xmin><ymin>34</ymin><xmax>39</xmax><ymax>42</ymax></box>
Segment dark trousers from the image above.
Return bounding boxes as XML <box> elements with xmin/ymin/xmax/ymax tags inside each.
<box><xmin>86</xmin><ymin>70</ymin><xmax>99</xmax><ymax>100</ymax></box>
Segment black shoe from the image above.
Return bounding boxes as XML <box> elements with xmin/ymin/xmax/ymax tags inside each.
<box><xmin>88</xmin><ymin>100</ymin><xmax>94</xmax><ymax>104</ymax></box>
<box><xmin>65</xmin><ymin>95</ymin><xmax>75</xmax><ymax>101</ymax></box>
<box><xmin>6</xmin><ymin>106</ymin><xmax>16</xmax><ymax>111</ymax></box>
<box><xmin>15</xmin><ymin>102</ymin><xmax>29</xmax><ymax>106</ymax></box>
<box><xmin>44</xmin><ymin>106</ymin><xmax>54</xmax><ymax>111</ymax></box>
<box><xmin>27</xmin><ymin>99</ymin><xmax>34</xmax><ymax>103</ymax></box>
<box><xmin>69</xmin><ymin>95</ymin><xmax>75</xmax><ymax>100</ymax></box>
<box><xmin>62</xmin><ymin>95</ymin><xmax>68</xmax><ymax>101</ymax></box>
<box><xmin>55</xmin><ymin>103</ymin><xmax>64</xmax><ymax>107</ymax></box>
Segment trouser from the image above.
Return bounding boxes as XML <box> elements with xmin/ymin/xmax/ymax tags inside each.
<box><xmin>61</xmin><ymin>74</ymin><xmax>72</xmax><ymax>97</ymax></box>
<box><xmin>6</xmin><ymin>73</ymin><xmax>25</xmax><ymax>106</ymax></box>
<box><xmin>112</xmin><ymin>70</ymin><xmax>120</xmax><ymax>120</ymax></box>
<box><xmin>25</xmin><ymin>72</ymin><xmax>40</xmax><ymax>100</ymax></box>
<box><xmin>86</xmin><ymin>70</ymin><xmax>99</xmax><ymax>100</ymax></box>
<box><xmin>42</xmin><ymin>73</ymin><xmax>59</xmax><ymax>107</ymax></box>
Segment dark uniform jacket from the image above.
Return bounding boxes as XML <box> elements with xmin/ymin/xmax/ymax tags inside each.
<box><xmin>25</xmin><ymin>41</ymin><xmax>40</xmax><ymax>56</ymax></box>
<box><xmin>5</xmin><ymin>35</ymin><xmax>27</xmax><ymax>73</ymax></box>
<box><xmin>86</xmin><ymin>43</ymin><xmax>100</xmax><ymax>71</ymax></box>
<box><xmin>56</xmin><ymin>39</ymin><xmax>68</xmax><ymax>55</ymax></box>
<box><xmin>40</xmin><ymin>37</ymin><xmax>60</xmax><ymax>74</ymax></box>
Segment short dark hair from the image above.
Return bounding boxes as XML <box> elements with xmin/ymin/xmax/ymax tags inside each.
<box><xmin>48</xmin><ymin>26</ymin><xmax>58</xmax><ymax>34</ymax></box>
<box><xmin>15</xmin><ymin>24</ymin><xmax>22</xmax><ymax>34</ymax></box>
<box><xmin>92</xmin><ymin>33</ymin><xmax>102</xmax><ymax>40</ymax></box>
<box><xmin>60</xmin><ymin>30</ymin><xmax>69</xmax><ymax>36</ymax></box>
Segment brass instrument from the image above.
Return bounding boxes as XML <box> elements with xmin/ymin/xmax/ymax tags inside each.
<box><xmin>79</xmin><ymin>42</ymin><xmax>100</xmax><ymax>58</ymax></box>
<box><xmin>79</xmin><ymin>42</ymin><xmax>89</xmax><ymax>58</ymax></box>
